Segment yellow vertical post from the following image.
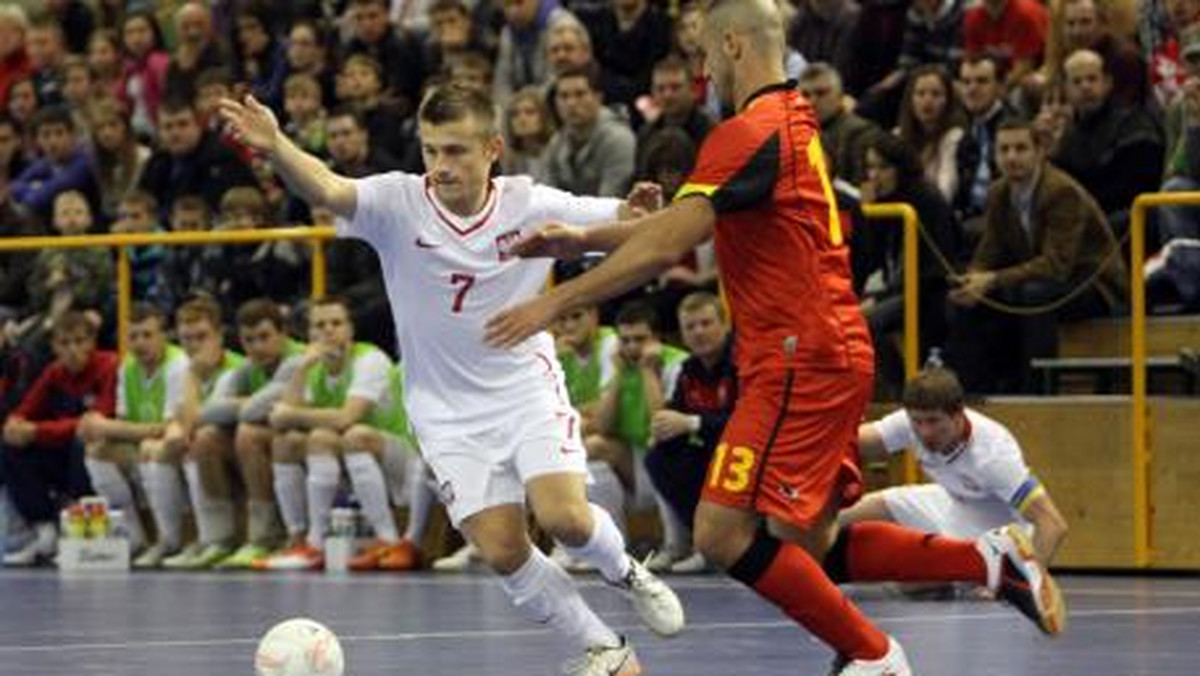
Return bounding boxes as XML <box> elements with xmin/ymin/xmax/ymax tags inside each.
<box><xmin>1130</xmin><ymin>199</ymin><xmax>1150</xmax><ymax>568</ymax></box>
<box><xmin>902</xmin><ymin>207</ymin><xmax>920</xmax><ymax>381</ymax></box>
<box><xmin>863</xmin><ymin>203</ymin><xmax>922</xmax><ymax>485</ymax></box>
<box><xmin>310</xmin><ymin>239</ymin><xmax>327</xmax><ymax>298</ymax></box>
<box><xmin>900</xmin><ymin>205</ymin><xmax>920</xmax><ymax>485</ymax></box>
<box><xmin>116</xmin><ymin>247</ymin><xmax>131</xmax><ymax>357</ymax></box>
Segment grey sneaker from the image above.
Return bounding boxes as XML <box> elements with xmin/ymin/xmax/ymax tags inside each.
<box><xmin>133</xmin><ymin>542</ymin><xmax>174</xmax><ymax>569</ymax></box>
<box><xmin>161</xmin><ymin>543</ymin><xmax>205</xmax><ymax>569</ymax></box>
<box><xmin>562</xmin><ymin>637</ymin><xmax>642</xmax><ymax>676</ymax></box>
<box><xmin>612</xmin><ymin>555</ymin><xmax>685</xmax><ymax>637</ymax></box>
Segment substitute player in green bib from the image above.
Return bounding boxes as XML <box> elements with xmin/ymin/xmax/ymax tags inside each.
<box><xmin>581</xmin><ymin>302</ymin><xmax>688</xmax><ymax>568</ymax></box>
<box><xmin>157</xmin><ymin>297</ymin><xmax>246</xmax><ymax>569</ymax></box>
<box><xmin>79</xmin><ymin>303</ymin><xmax>190</xmax><ymax>567</ymax></box>
<box><xmin>204</xmin><ymin>299</ymin><xmax>309</xmax><ymax>570</ymax></box>
<box><xmin>262</xmin><ymin>296</ymin><xmax>429</xmax><ymax>572</ymax></box>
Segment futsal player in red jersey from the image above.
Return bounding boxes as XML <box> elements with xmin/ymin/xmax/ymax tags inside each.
<box><xmin>486</xmin><ymin>1</ymin><xmax>1065</xmax><ymax>673</ymax></box>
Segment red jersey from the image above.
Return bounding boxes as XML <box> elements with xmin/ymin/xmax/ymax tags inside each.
<box><xmin>963</xmin><ymin>0</ymin><xmax>1048</xmax><ymax>63</ymax></box>
<box><xmin>677</xmin><ymin>84</ymin><xmax>873</xmax><ymax>377</ymax></box>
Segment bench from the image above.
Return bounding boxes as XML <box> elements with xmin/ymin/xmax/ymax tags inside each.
<box><xmin>1031</xmin><ymin>353</ymin><xmax>1200</xmax><ymax>395</ymax></box>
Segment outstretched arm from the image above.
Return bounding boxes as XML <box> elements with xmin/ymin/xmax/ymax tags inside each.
<box><xmin>486</xmin><ymin>196</ymin><xmax>716</xmax><ymax>348</ymax></box>
<box><xmin>217</xmin><ymin>95</ymin><xmax>357</xmax><ymax>219</ymax></box>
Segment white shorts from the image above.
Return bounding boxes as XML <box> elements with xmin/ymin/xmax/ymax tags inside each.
<box><xmin>418</xmin><ymin>405</ymin><xmax>587</xmax><ymax>528</ymax></box>
<box><xmin>880</xmin><ymin>484</ymin><xmax>1021</xmax><ymax>539</ymax></box>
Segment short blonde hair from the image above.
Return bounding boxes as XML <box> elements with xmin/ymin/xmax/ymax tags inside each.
<box><xmin>219</xmin><ymin>186</ymin><xmax>268</xmax><ymax>222</ymax></box>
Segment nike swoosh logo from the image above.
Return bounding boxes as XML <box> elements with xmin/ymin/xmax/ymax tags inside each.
<box><xmin>415</xmin><ymin>237</ymin><xmax>440</xmax><ymax>249</ymax></box>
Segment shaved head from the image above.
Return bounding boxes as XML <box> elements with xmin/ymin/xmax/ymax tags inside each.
<box><xmin>703</xmin><ymin>0</ymin><xmax>786</xmax><ymax>106</ymax></box>
<box><xmin>705</xmin><ymin>0</ymin><xmax>785</xmax><ymax>52</ymax></box>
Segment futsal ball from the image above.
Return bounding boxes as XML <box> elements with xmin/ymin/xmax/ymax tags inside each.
<box><xmin>254</xmin><ymin>618</ymin><xmax>345</xmax><ymax>676</ymax></box>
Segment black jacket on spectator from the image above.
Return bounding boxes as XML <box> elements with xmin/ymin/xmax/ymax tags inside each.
<box><xmin>343</xmin><ymin>31</ymin><xmax>426</xmax><ymax>118</ymax></box>
<box><xmin>138</xmin><ymin>131</ymin><xmax>257</xmax><ymax>217</ymax></box>
<box><xmin>52</xmin><ymin>0</ymin><xmax>97</xmax><ymax>54</ymax></box>
<box><xmin>1052</xmin><ymin>99</ymin><xmax>1164</xmax><ymax>218</ymax></box>
<box><xmin>164</xmin><ymin>43</ymin><xmax>229</xmax><ymax>104</ymax></box>
<box><xmin>788</xmin><ymin>1</ymin><xmax>861</xmax><ymax>92</ymax></box>
<box><xmin>578</xmin><ymin>5</ymin><xmax>674</xmax><ymax>114</ymax></box>
<box><xmin>644</xmin><ymin>336</ymin><xmax>737</xmax><ymax>528</ymax></box>
<box><xmin>0</xmin><ymin>201</ymin><xmax>41</xmax><ymax>317</ymax></box>
<box><xmin>897</xmin><ymin>0</ymin><xmax>965</xmax><ymax>71</ymax></box>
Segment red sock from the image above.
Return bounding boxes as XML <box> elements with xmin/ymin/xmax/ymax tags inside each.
<box><xmin>844</xmin><ymin>522</ymin><xmax>987</xmax><ymax>584</ymax></box>
<box><xmin>751</xmin><ymin>541</ymin><xmax>889</xmax><ymax>661</ymax></box>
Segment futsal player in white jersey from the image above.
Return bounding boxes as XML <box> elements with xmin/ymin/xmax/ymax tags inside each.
<box><xmin>844</xmin><ymin>368</ymin><xmax>1069</xmax><ymax>566</ymax></box>
<box><xmin>219</xmin><ymin>85</ymin><xmax>683</xmax><ymax>676</ymax></box>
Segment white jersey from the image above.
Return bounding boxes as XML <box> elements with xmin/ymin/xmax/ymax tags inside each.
<box><xmin>337</xmin><ymin>173</ymin><xmax>622</xmax><ymax>439</ymax></box>
<box><xmin>874</xmin><ymin>408</ymin><xmax>1040</xmax><ymax>511</ymax></box>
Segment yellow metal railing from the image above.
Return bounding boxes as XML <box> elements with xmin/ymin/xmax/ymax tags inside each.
<box><xmin>0</xmin><ymin>227</ymin><xmax>335</xmax><ymax>354</ymax></box>
<box><xmin>862</xmin><ymin>203</ymin><xmax>921</xmax><ymax>484</ymax></box>
<box><xmin>1128</xmin><ymin>191</ymin><xmax>1200</xmax><ymax>567</ymax></box>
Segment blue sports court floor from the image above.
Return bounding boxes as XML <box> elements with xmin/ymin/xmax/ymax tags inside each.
<box><xmin>0</xmin><ymin>570</ymin><xmax>1195</xmax><ymax>675</ymax></box>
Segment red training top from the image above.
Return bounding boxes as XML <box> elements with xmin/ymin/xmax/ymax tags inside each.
<box><xmin>13</xmin><ymin>351</ymin><xmax>118</xmax><ymax>447</ymax></box>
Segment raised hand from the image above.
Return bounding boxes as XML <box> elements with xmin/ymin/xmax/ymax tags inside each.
<box><xmin>217</xmin><ymin>95</ymin><xmax>281</xmax><ymax>155</ymax></box>
<box><xmin>508</xmin><ymin>222</ymin><xmax>588</xmax><ymax>260</ymax></box>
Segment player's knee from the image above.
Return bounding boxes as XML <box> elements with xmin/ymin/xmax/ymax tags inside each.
<box><xmin>341</xmin><ymin>425</ymin><xmax>382</xmax><ymax>454</ymax></box>
<box><xmin>694</xmin><ymin>506</ymin><xmax>755</xmax><ymax>569</ymax></box>
<box><xmin>474</xmin><ymin>535</ymin><xmax>530</xmax><ymax>575</ymax></box>
<box><xmin>306</xmin><ymin>427</ymin><xmax>341</xmax><ymax>452</ymax></box>
<box><xmin>235</xmin><ymin>424</ymin><xmax>269</xmax><ymax>457</ymax></box>
<box><xmin>137</xmin><ymin>439</ymin><xmax>161</xmax><ymax>463</ymax></box>
<box><xmin>538</xmin><ymin>503</ymin><xmax>595</xmax><ymax>548</ymax></box>
<box><xmin>192</xmin><ymin>425</ymin><xmax>223</xmax><ymax>455</ymax></box>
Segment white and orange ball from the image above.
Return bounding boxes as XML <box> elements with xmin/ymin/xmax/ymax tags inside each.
<box><xmin>254</xmin><ymin>618</ymin><xmax>345</xmax><ymax>676</ymax></box>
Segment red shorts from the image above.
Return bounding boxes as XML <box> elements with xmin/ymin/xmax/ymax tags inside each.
<box><xmin>701</xmin><ymin>367</ymin><xmax>872</xmax><ymax>529</ymax></box>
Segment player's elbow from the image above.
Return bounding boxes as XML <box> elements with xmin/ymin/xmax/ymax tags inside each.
<box><xmin>319</xmin><ymin>180</ymin><xmax>357</xmax><ymax>220</ymax></box>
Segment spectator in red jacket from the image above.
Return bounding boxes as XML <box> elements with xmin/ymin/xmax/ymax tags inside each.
<box><xmin>0</xmin><ymin>312</ymin><xmax>117</xmax><ymax>566</ymax></box>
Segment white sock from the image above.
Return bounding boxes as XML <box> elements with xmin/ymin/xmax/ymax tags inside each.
<box><xmin>305</xmin><ymin>454</ymin><xmax>341</xmax><ymax>549</ymax></box>
<box><xmin>655</xmin><ymin>490</ymin><xmax>690</xmax><ymax>557</ymax></box>
<box><xmin>345</xmin><ymin>452</ymin><xmax>399</xmax><ymax>543</ymax></box>
<box><xmin>499</xmin><ymin>547</ymin><xmax>620</xmax><ymax>651</ymax></box>
<box><xmin>563</xmin><ymin>503</ymin><xmax>632</xmax><ymax>584</ymax></box>
<box><xmin>403</xmin><ymin>455</ymin><xmax>434</xmax><ymax>543</ymax></box>
<box><xmin>142</xmin><ymin>462</ymin><xmax>185</xmax><ymax>550</ymax></box>
<box><xmin>586</xmin><ymin>460</ymin><xmax>627</xmax><ymax>532</ymax></box>
<box><xmin>34</xmin><ymin>522</ymin><xmax>57</xmax><ymax>552</ymax></box>
<box><xmin>272</xmin><ymin>463</ymin><xmax>308</xmax><ymax>538</ymax></box>
<box><xmin>248</xmin><ymin>500</ymin><xmax>280</xmax><ymax>546</ymax></box>
<box><xmin>183</xmin><ymin>460</ymin><xmax>234</xmax><ymax>546</ymax></box>
<box><xmin>85</xmin><ymin>458</ymin><xmax>145</xmax><ymax>549</ymax></box>
<box><xmin>182</xmin><ymin>461</ymin><xmax>207</xmax><ymax>543</ymax></box>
